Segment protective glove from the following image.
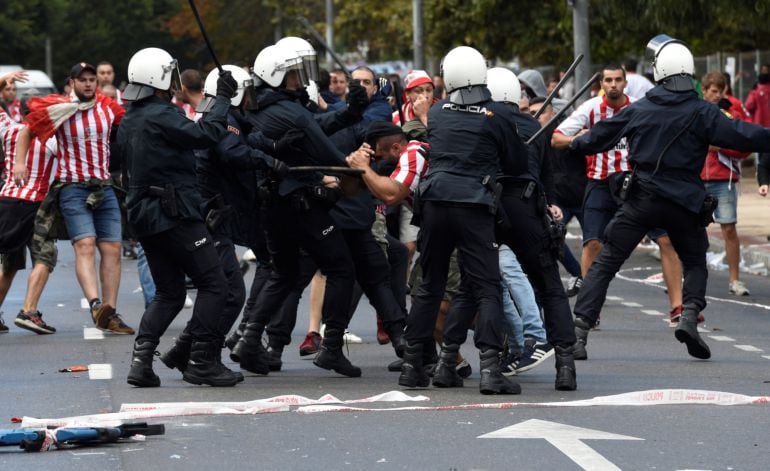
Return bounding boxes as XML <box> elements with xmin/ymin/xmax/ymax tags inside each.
<box><xmin>274</xmin><ymin>128</ymin><xmax>305</xmax><ymax>159</ymax></box>
<box><xmin>247</xmin><ymin>129</ymin><xmax>276</xmax><ymax>155</ymax></box>
<box><xmin>216</xmin><ymin>70</ymin><xmax>238</xmax><ymax>99</ymax></box>
<box><xmin>378</xmin><ymin>77</ymin><xmax>392</xmax><ymax>97</ymax></box>
<box><xmin>267</xmin><ymin>156</ymin><xmax>289</xmax><ymax>179</ymax></box>
<box><xmin>346</xmin><ymin>81</ymin><xmax>370</xmax><ymax>117</ymax></box>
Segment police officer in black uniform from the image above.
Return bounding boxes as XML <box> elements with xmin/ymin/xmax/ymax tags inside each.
<box><xmin>570</xmin><ymin>36</ymin><xmax>770</xmax><ymax>361</ymax></box>
<box><xmin>230</xmin><ymin>43</ymin><xmax>369</xmax><ymax>377</ymax></box>
<box><xmin>437</xmin><ymin>67</ymin><xmax>578</xmax><ymax>392</ymax></box>
<box><xmin>119</xmin><ymin>47</ymin><xmax>240</xmax><ymax>387</ymax></box>
<box><xmin>398</xmin><ymin>46</ymin><xmax>528</xmax><ymax>395</ymax></box>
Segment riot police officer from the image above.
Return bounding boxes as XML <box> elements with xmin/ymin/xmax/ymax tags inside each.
<box><xmin>230</xmin><ymin>44</ymin><xmax>368</xmax><ymax>377</ymax></box>
<box><xmin>437</xmin><ymin>67</ymin><xmax>578</xmax><ymax>391</ymax></box>
<box><xmin>399</xmin><ymin>46</ymin><xmax>528</xmax><ymax>395</ymax></box>
<box><xmin>120</xmin><ymin>48</ymin><xmax>240</xmax><ymax>387</ymax></box>
<box><xmin>569</xmin><ymin>36</ymin><xmax>770</xmax><ymax>360</ymax></box>
<box><xmin>157</xmin><ymin>64</ymin><xmax>285</xmax><ymax>376</ymax></box>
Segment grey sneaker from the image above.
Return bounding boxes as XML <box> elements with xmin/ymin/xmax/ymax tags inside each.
<box><xmin>728</xmin><ymin>280</ymin><xmax>750</xmax><ymax>296</ymax></box>
<box><xmin>14</xmin><ymin>310</ymin><xmax>56</xmax><ymax>335</ymax></box>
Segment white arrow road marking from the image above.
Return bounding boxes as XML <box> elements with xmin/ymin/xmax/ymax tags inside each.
<box><xmin>479</xmin><ymin>419</ymin><xmax>643</xmax><ymax>471</ymax></box>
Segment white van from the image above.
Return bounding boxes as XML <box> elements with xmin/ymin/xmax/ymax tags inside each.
<box><xmin>0</xmin><ymin>65</ymin><xmax>57</xmax><ymax>95</ymax></box>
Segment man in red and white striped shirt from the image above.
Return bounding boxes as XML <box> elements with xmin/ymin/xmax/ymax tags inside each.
<box><xmin>18</xmin><ymin>62</ymin><xmax>132</xmax><ymax>335</ymax></box>
<box><xmin>552</xmin><ymin>65</ymin><xmax>684</xmax><ymax>324</ymax></box>
<box><xmin>0</xmin><ymin>98</ymin><xmax>59</xmax><ymax>335</ymax></box>
<box><xmin>0</xmin><ymin>80</ymin><xmax>22</xmax><ymax>123</ymax></box>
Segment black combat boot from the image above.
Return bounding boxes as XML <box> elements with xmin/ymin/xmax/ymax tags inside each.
<box><xmin>385</xmin><ymin>321</ymin><xmax>406</xmax><ymax>358</ymax></box>
<box><xmin>183</xmin><ymin>341</ymin><xmax>239</xmax><ymax>387</ymax></box>
<box><xmin>573</xmin><ymin>316</ymin><xmax>591</xmax><ymax>360</ymax></box>
<box><xmin>479</xmin><ymin>348</ymin><xmax>521</xmax><ymax>395</ymax></box>
<box><xmin>675</xmin><ymin>307</ymin><xmax>711</xmax><ymax>359</ymax></box>
<box><xmin>432</xmin><ymin>343</ymin><xmax>463</xmax><ymax>388</ymax></box>
<box><xmin>424</xmin><ymin>341</ymin><xmax>438</xmax><ymax>377</ymax></box>
<box><xmin>554</xmin><ymin>345</ymin><xmax>577</xmax><ymax>391</ymax></box>
<box><xmin>231</xmin><ymin>322</ymin><xmax>270</xmax><ymax>375</ymax></box>
<box><xmin>159</xmin><ymin>331</ymin><xmax>192</xmax><ymax>372</ymax></box>
<box><xmin>398</xmin><ymin>342</ymin><xmax>430</xmax><ymax>387</ymax></box>
<box><xmin>313</xmin><ymin>328</ymin><xmax>362</xmax><ymax>377</ymax></box>
<box><xmin>127</xmin><ymin>340</ymin><xmax>160</xmax><ymax>388</ymax></box>
<box><xmin>224</xmin><ymin>320</ymin><xmax>245</xmax><ymax>351</ymax></box>
<box><xmin>266</xmin><ymin>343</ymin><xmax>283</xmax><ymax>372</ymax></box>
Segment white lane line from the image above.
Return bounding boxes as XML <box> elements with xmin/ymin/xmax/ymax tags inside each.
<box><xmin>88</xmin><ymin>364</ymin><xmax>113</xmax><ymax>380</ymax></box>
<box><xmin>606</xmin><ymin>296</ymin><xmax>624</xmax><ymax>301</ymax></box>
<box><xmin>734</xmin><ymin>345</ymin><xmax>763</xmax><ymax>353</ymax></box>
<box><xmin>80</xmin><ymin>297</ymin><xmax>90</xmax><ymax>309</ymax></box>
<box><xmin>622</xmin><ymin>302</ymin><xmax>643</xmax><ymax>308</ymax></box>
<box><xmin>708</xmin><ymin>335</ymin><xmax>736</xmax><ymax>342</ymax></box>
<box><xmin>641</xmin><ymin>309</ymin><xmax>664</xmax><ymax>316</ymax></box>
<box><xmin>84</xmin><ymin>327</ymin><xmax>104</xmax><ymax>340</ymax></box>
<box><xmin>762</xmin><ymin>355</ymin><xmax>770</xmax><ymax>360</ymax></box>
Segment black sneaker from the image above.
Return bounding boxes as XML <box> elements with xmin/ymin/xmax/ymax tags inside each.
<box><xmin>14</xmin><ymin>310</ymin><xmax>56</xmax><ymax>335</ymax></box>
<box><xmin>0</xmin><ymin>312</ymin><xmax>8</xmax><ymax>333</ymax></box>
<box><xmin>501</xmin><ymin>351</ymin><xmax>521</xmax><ymax>377</ymax></box>
<box><xmin>514</xmin><ymin>339</ymin><xmax>554</xmax><ymax>373</ymax></box>
<box><xmin>566</xmin><ymin>276</ymin><xmax>583</xmax><ymax>297</ymax></box>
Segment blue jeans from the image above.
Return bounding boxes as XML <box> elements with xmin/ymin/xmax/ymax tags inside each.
<box><xmin>58</xmin><ymin>184</ymin><xmax>122</xmax><ymax>242</ymax></box>
<box><xmin>136</xmin><ymin>243</ymin><xmax>156</xmax><ymax>308</ymax></box>
<box><xmin>560</xmin><ymin>206</ymin><xmax>583</xmax><ymax>277</ymax></box>
<box><xmin>499</xmin><ymin>244</ymin><xmax>547</xmax><ymax>353</ymax></box>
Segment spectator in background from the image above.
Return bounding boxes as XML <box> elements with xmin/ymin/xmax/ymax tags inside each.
<box><xmin>748</xmin><ymin>65</ymin><xmax>770</xmax><ymax>199</ymax></box>
<box><xmin>622</xmin><ymin>57</ymin><xmax>654</xmax><ymax>100</ymax></box>
<box><xmin>722</xmin><ymin>72</ymin><xmax>749</xmax><ymax>121</ymax></box>
<box><xmin>0</xmin><ymin>80</ymin><xmax>22</xmax><ymax>123</ymax></box>
<box><xmin>329</xmin><ymin>68</ymin><xmax>348</xmax><ymax>102</ymax></box>
<box><xmin>177</xmin><ymin>69</ymin><xmax>204</xmax><ymax>121</ymax></box>
<box><xmin>700</xmin><ymin>71</ymin><xmax>752</xmax><ymax>296</ymax></box>
<box><xmin>432</xmin><ymin>74</ymin><xmax>445</xmax><ymax>100</ymax></box>
<box><xmin>317</xmin><ymin>69</ymin><xmax>338</xmax><ymax>106</ymax></box>
<box><xmin>96</xmin><ymin>61</ymin><xmax>123</xmax><ymax>104</ymax></box>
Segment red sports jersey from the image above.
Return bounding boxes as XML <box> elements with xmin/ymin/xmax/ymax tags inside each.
<box><xmin>6</xmin><ymin>99</ymin><xmax>22</xmax><ymax>123</ymax></box>
<box><xmin>390</xmin><ymin>140</ymin><xmax>430</xmax><ymax>206</ymax></box>
<box><xmin>54</xmin><ymin>95</ymin><xmax>124</xmax><ymax>182</ymax></box>
<box><xmin>0</xmin><ymin>111</ymin><xmax>57</xmax><ymax>202</ymax></box>
<box><xmin>554</xmin><ymin>95</ymin><xmax>633</xmax><ymax>180</ymax></box>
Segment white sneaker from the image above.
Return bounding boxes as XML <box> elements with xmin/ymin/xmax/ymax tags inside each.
<box><xmin>184</xmin><ymin>295</ymin><xmax>194</xmax><ymax>308</ymax></box>
<box><xmin>729</xmin><ymin>280</ymin><xmax>750</xmax><ymax>296</ymax></box>
<box><xmin>343</xmin><ymin>329</ymin><xmax>363</xmax><ymax>344</ymax></box>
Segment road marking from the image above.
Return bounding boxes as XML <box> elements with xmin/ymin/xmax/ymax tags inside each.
<box><xmin>479</xmin><ymin>419</ymin><xmax>643</xmax><ymax>471</ymax></box>
<box><xmin>641</xmin><ymin>309</ymin><xmax>663</xmax><ymax>316</ymax></box>
<box><xmin>88</xmin><ymin>364</ymin><xmax>113</xmax><ymax>380</ymax></box>
<box><xmin>734</xmin><ymin>345</ymin><xmax>763</xmax><ymax>352</ymax></box>
<box><xmin>622</xmin><ymin>301</ymin><xmax>643</xmax><ymax>307</ymax></box>
<box><xmin>83</xmin><ymin>327</ymin><xmax>104</xmax><ymax>340</ymax></box>
<box><xmin>762</xmin><ymin>355</ymin><xmax>770</xmax><ymax>360</ymax></box>
<box><xmin>708</xmin><ymin>335</ymin><xmax>735</xmax><ymax>342</ymax></box>
<box><xmin>606</xmin><ymin>296</ymin><xmax>624</xmax><ymax>301</ymax></box>
<box><xmin>80</xmin><ymin>297</ymin><xmax>89</xmax><ymax>309</ymax></box>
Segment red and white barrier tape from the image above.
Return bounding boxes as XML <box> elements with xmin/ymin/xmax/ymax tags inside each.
<box><xmin>18</xmin><ymin>389</ymin><xmax>768</xmax><ymax>427</ymax></box>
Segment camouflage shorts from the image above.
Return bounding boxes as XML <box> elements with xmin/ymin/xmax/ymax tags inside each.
<box><xmin>371</xmin><ymin>212</ymin><xmax>389</xmax><ymax>256</ymax></box>
<box><xmin>409</xmin><ymin>248</ymin><xmax>460</xmax><ymax>303</ymax></box>
<box><xmin>1</xmin><ymin>236</ymin><xmax>57</xmax><ymax>274</ymax></box>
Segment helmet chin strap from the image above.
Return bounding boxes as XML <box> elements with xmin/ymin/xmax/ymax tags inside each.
<box><xmin>661</xmin><ymin>75</ymin><xmax>695</xmax><ymax>92</ymax></box>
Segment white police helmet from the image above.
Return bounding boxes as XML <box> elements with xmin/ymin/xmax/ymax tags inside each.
<box><xmin>276</xmin><ymin>36</ymin><xmax>319</xmax><ymax>81</ymax></box>
<box><xmin>123</xmin><ymin>47</ymin><xmax>180</xmax><ymax>101</ymax></box>
<box><xmin>198</xmin><ymin>65</ymin><xmax>254</xmax><ymax>112</ymax></box>
<box><xmin>441</xmin><ymin>46</ymin><xmax>488</xmax><ymax>104</ymax></box>
<box><xmin>646</xmin><ymin>34</ymin><xmax>694</xmax><ymax>88</ymax></box>
<box><xmin>486</xmin><ymin>67</ymin><xmax>521</xmax><ymax>105</ymax></box>
<box><xmin>253</xmin><ymin>44</ymin><xmax>309</xmax><ymax>89</ymax></box>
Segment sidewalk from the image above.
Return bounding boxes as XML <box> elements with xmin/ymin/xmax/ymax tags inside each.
<box><xmin>706</xmin><ymin>166</ymin><xmax>770</xmax><ymax>276</ymax></box>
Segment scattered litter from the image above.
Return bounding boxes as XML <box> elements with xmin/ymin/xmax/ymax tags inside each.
<box><xmin>59</xmin><ymin>366</ymin><xmax>88</xmax><ymax>373</ymax></box>
<box><xmin>56</xmin><ymin>303</ymin><xmax>64</xmax><ymax>307</ymax></box>
<box><xmin>170</xmin><ymin>454</ymin><xmax>181</xmax><ymax>459</ymax></box>
<box><xmin>377</xmin><ymin>458</ymin><xmax>387</xmax><ymax>463</ymax></box>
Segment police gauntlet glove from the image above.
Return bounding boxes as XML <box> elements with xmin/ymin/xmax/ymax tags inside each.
<box><xmin>346</xmin><ymin>82</ymin><xmax>369</xmax><ymax>117</ymax></box>
<box><xmin>216</xmin><ymin>71</ymin><xmax>238</xmax><ymax>99</ymax></box>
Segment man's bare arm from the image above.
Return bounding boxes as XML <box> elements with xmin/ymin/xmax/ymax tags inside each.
<box><xmin>346</xmin><ymin>145</ymin><xmax>410</xmax><ymax>205</ymax></box>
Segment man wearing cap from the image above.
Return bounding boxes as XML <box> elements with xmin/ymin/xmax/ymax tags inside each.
<box><xmin>18</xmin><ymin>62</ymin><xmax>133</xmax><ymax>335</ymax></box>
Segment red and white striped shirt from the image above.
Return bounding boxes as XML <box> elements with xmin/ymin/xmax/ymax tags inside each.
<box><xmin>554</xmin><ymin>95</ymin><xmax>632</xmax><ymax>180</ymax></box>
<box><xmin>0</xmin><ymin>110</ymin><xmax>57</xmax><ymax>202</ymax></box>
<box><xmin>54</xmin><ymin>95</ymin><xmax>124</xmax><ymax>182</ymax></box>
<box><xmin>6</xmin><ymin>99</ymin><xmax>22</xmax><ymax>123</ymax></box>
<box><xmin>390</xmin><ymin>140</ymin><xmax>430</xmax><ymax>205</ymax></box>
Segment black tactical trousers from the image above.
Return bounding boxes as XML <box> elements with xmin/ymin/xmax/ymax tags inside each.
<box><xmin>137</xmin><ymin>222</ymin><xmax>228</xmax><ymax>344</ymax></box>
<box><xmin>405</xmin><ymin>201</ymin><xmax>504</xmax><ymax>350</ymax></box>
<box><xmin>265</xmin><ymin>253</ymin><xmax>316</xmax><ymax>347</ymax></box>
<box><xmin>245</xmin><ymin>191</ymin><xmax>355</xmax><ymax>333</ymax></box>
<box><xmin>213</xmin><ymin>237</ymin><xmax>246</xmax><ymax>339</ymax></box>
<box><xmin>574</xmin><ymin>188</ymin><xmax>708</xmax><ymax>325</ymax></box>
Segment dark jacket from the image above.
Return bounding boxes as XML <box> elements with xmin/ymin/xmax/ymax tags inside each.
<box><xmin>421</xmin><ymin>88</ymin><xmax>528</xmax><ymax>209</ymax></box>
<box><xmin>503</xmin><ymin>107</ymin><xmax>556</xmax><ymax>204</ymax></box>
<box><xmin>196</xmin><ymin>108</ymin><xmax>274</xmax><ymax>245</ymax></box>
<box><xmin>119</xmin><ymin>95</ymin><xmax>229</xmax><ymax>237</ymax></box>
<box><xmin>573</xmin><ymin>85</ymin><xmax>770</xmax><ymax>213</ymax></box>
<box><xmin>248</xmin><ymin>87</ymin><xmax>358</xmax><ymax>196</ymax></box>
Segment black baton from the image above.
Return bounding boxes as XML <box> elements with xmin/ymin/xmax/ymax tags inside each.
<box><xmin>526</xmin><ymin>72</ymin><xmax>600</xmax><ymax>145</ymax></box>
<box><xmin>533</xmin><ymin>53</ymin><xmax>583</xmax><ymax>120</ymax></box>
<box><xmin>188</xmin><ymin>0</ymin><xmax>223</xmax><ymax>73</ymax></box>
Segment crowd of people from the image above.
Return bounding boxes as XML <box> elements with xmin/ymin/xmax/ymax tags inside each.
<box><xmin>2</xmin><ymin>33</ymin><xmax>770</xmax><ymax>394</ymax></box>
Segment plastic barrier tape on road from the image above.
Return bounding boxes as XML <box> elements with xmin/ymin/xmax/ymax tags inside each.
<box><xmin>294</xmin><ymin>389</ymin><xmax>770</xmax><ymax>414</ymax></box>
<box><xmin>19</xmin><ymin>391</ymin><xmax>428</xmax><ymax>428</ymax></box>
<box><xmin>19</xmin><ymin>389</ymin><xmax>768</xmax><ymax>426</ymax></box>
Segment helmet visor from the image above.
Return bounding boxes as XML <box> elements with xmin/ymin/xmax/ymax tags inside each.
<box><xmin>645</xmin><ymin>34</ymin><xmax>683</xmax><ymax>64</ymax></box>
<box><xmin>279</xmin><ymin>56</ymin><xmax>310</xmax><ymax>89</ymax></box>
<box><xmin>301</xmin><ymin>51</ymin><xmax>319</xmax><ymax>82</ymax></box>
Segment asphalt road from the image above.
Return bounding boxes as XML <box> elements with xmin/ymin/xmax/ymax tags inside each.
<box><xmin>1</xmin><ymin>240</ymin><xmax>769</xmax><ymax>470</ymax></box>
